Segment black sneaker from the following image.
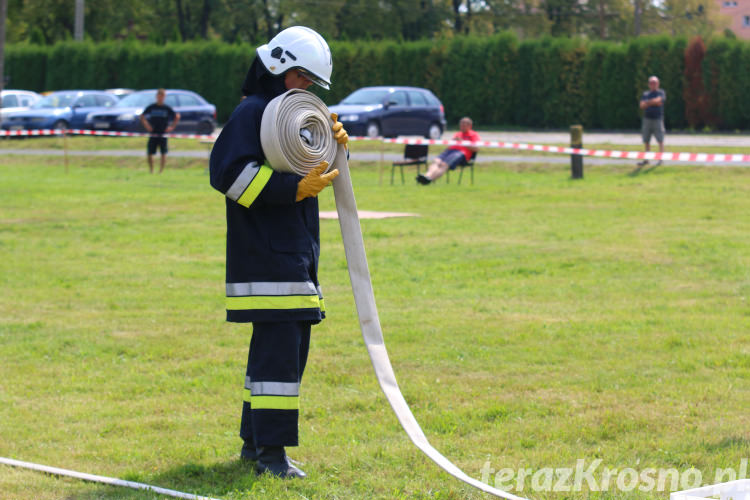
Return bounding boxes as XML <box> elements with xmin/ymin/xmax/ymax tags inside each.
<box><xmin>255</xmin><ymin>446</ymin><xmax>306</xmax><ymax>479</ymax></box>
<box><xmin>416</xmin><ymin>174</ymin><xmax>431</xmax><ymax>185</ymax></box>
<box><xmin>637</xmin><ymin>160</ymin><xmax>649</xmax><ymax>167</ymax></box>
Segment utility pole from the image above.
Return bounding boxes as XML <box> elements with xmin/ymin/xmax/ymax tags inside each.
<box><xmin>570</xmin><ymin>125</ymin><xmax>584</xmax><ymax>179</ymax></box>
<box><xmin>0</xmin><ymin>0</ymin><xmax>7</xmax><ymax>106</ymax></box>
<box><xmin>634</xmin><ymin>0</ymin><xmax>642</xmax><ymax>36</ymax></box>
<box><xmin>74</xmin><ymin>0</ymin><xmax>84</xmax><ymax>41</ymax></box>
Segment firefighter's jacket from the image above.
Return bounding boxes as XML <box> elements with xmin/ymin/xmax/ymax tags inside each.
<box><xmin>209</xmin><ymin>94</ymin><xmax>325</xmax><ymax>324</ymax></box>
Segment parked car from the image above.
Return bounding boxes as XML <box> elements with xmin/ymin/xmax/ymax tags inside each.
<box><xmin>84</xmin><ymin>89</ymin><xmax>217</xmax><ymax>134</ymax></box>
<box><xmin>2</xmin><ymin>90</ymin><xmax>118</xmax><ymax>130</ymax></box>
<box><xmin>1</xmin><ymin>90</ymin><xmax>42</xmax><ymax>123</ymax></box>
<box><xmin>329</xmin><ymin>86</ymin><xmax>446</xmax><ymax>139</ymax></box>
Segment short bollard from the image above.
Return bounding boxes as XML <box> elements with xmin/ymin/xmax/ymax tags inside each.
<box><xmin>570</xmin><ymin>124</ymin><xmax>583</xmax><ymax>179</ymax></box>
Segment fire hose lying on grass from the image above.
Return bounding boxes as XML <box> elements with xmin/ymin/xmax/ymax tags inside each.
<box><xmin>262</xmin><ymin>89</ymin><xmax>526</xmax><ymax>500</ymax></box>
<box><xmin>0</xmin><ymin>89</ymin><xmax>527</xmax><ymax>500</ymax></box>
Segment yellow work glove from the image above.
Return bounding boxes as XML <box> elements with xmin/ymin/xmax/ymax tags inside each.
<box><xmin>331</xmin><ymin>113</ymin><xmax>349</xmax><ymax>146</ymax></box>
<box><xmin>296</xmin><ymin>161</ymin><xmax>340</xmax><ymax>202</ymax></box>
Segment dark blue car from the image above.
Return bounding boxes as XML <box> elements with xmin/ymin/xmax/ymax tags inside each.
<box><xmin>84</xmin><ymin>89</ymin><xmax>217</xmax><ymax>134</ymax></box>
<box><xmin>329</xmin><ymin>86</ymin><xmax>446</xmax><ymax>139</ymax></box>
<box><xmin>2</xmin><ymin>90</ymin><xmax>118</xmax><ymax>130</ymax></box>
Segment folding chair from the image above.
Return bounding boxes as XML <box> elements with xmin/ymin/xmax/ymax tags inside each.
<box><xmin>391</xmin><ymin>144</ymin><xmax>428</xmax><ymax>185</ymax></box>
<box><xmin>445</xmin><ymin>151</ymin><xmax>477</xmax><ymax>185</ymax></box>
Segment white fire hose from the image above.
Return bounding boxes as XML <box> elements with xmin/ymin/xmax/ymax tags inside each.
<box><xmin>261</xmin><ymin>89</ymin><xmax>527</xmax><ymax>500</ymax></box>
<box><xmin>0</xmin><ymin>456</ymin><xmax>220</xmax><ymax>500</ymax></box>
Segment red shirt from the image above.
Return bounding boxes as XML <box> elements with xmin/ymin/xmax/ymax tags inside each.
<box><xmin>449</xmin><ymin>129</ymin><xmax>481</xmax><ymax>160</ymax></box>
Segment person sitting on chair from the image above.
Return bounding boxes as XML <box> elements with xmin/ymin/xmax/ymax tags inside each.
<box><xmin>417</xmin><ymin>117</ymin><xmax>479</xmax><ymax>185</ymax></box>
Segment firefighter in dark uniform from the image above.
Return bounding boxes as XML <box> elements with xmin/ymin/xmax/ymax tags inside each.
<box><xmin>209</xmin><ymin>26</ymin><xmax>348</xmax><ymax>479</ymax></box>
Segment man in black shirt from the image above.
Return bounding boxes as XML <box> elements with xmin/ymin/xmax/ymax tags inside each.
<box><xmin>140</xmin><ymin>88</ymin><xmax>180</xmax><ymax>173</ymax></box>
<box><xmin>638</xmin><ymin>76</ymin><xmax>666</xmax><ymax>167</ymax></box>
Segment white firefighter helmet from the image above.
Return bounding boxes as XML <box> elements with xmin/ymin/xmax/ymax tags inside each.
<box><xmin>256</xmin><ymin>26</ymin><xmax>333</xmax><ymax>90</ymax></box>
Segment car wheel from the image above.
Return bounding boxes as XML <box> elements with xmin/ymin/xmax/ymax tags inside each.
<box><xmin>366</xmin><ymin>121</ymin><xmax>381</xmax><ymax>138</ymax></box>
<box><xmin>53</xmin><ymin>120</ymin><xmax>69</xmax><ymax>130</ymax></box>
<box><xmin>427</xmin><ymin>123</ymin><xmax>442</xmax><ymax>139</ymax></box>
<box><xmin>197</xmin><ymin>121</ymin><xmax>214</xmax><ymax>135</ymax></box>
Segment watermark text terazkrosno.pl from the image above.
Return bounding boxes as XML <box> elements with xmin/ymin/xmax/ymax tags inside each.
<box><xmin>480</xmin><ymin>458</ymin><xmax>749</xmax><ymax>492</ymax></box>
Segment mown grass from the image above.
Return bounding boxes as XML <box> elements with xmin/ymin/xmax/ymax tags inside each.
<box><xmin>1</xmin><ymin>153</ymin><xmax>749</xmax><ymax>500</ymax></box>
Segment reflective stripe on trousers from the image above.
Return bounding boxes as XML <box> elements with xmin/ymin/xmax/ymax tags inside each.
<box><xmin>243</xmin><ymin>378</ymin><xmax>300</xmax><ymax>410</ymax></box>
<box><xmin>226</xmin><ymin>281</ymin><xmax>322</xmax><ymax>311</ymax></box>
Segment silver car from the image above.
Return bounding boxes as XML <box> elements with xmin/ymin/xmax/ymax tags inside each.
<box><xmin>1</xmin><ymin>90</ymin><xmax>42</xmax><ymax>124</ymax></box>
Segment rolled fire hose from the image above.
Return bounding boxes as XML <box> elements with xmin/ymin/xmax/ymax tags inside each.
<box><xmin>261</xmin><ymin>89</ymin><xmax>527</xmax><ymax>500</ymax></box>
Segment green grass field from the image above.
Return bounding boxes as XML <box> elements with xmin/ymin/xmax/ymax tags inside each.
<box><xmin>1</xmin><ymin>151</ymin><xmax>749</xmax><ymax>500</ymax></box>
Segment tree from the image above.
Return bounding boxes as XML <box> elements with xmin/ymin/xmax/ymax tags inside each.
<box><xmin>582</xmin><ymin>0</ymin><xmax>631</xmax><ymax>39</ymax></box>
<box><xmin>540</xmin><ymin>0</ymin><xmax>585</xmax><ymax>36</ymax></box>
<box><xmin>7</xmin><ymin>0</ymin><xmax>75</xmax><ymax>44</ymax></box>
<box><xmin>683</xmin><ymin>35</ymin><xmax>712</xmax><ymax>128</ymax></box>
<box><xmin>211</xmin><ymin>0</ymin><xmax>262</xmax><ymax>44</ymax></box>
<box><xmin>1</xmin><ymin>0</ymin><xmax>732</xmax><ymax>45</ymax></box>
<box><xmin>392</xmin><ymin>0</ymin><xmax>446</xmax><ymax>40</ymax></box>
<box><xmin>659</xmin><ymin>0</ymin><xmax>727</xmax><ymax>38</ymax></box>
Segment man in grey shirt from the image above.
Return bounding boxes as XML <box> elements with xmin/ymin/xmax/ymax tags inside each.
<box><xmin>638</xmin><ymin>76</ymin><xmax>666</xmax><ymax>167</ymax></box>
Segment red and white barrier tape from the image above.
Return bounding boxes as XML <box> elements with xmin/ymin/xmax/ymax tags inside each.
<box><xmin>2</xmin><ymin>131</ymin><xmax>748</xmax><ymax>163</ymax></box>
<box><xmin>348</xmin><ymin>136</ymin><xmax>384</xmax><ymax>142</ymax></box>
<box><xmin>0</xmin><ymin>129</ymin><xmax>66</xmax><ymax>137</ymax></box>
<box><xmin>69</xmin><ymin>129</ymin><xmax>216</xmax><ymax>140</ymax></box>
<box><xmin>380</xmin><ymin>137</ymin><xmax>750</xmax><ymax>163</ymax></box>
<box><xmin>0</xmin><ymin>128</ymin><xmax>216</xmax><ymax>140</ymax></box>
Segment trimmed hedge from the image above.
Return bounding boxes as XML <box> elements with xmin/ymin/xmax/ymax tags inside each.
<box><xmin>4</xmin><ymin>44</ymin><xmax>47</xmax><ymax>91</ymax></box>
<box><xmin>703</xmin><ymin>37</ymin><xmax>750</xmax><ymax>130</ymax></box>
<box><xmin>5</xmin><ymin>35</ymin><xmax>750</xmax><ymax>130</ymax></box>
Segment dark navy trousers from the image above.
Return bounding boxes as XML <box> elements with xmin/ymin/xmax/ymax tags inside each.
<box><xmin>240</xmin><ymin>321</ymin><xmax>311</xmax><ymax>447</ymax></box>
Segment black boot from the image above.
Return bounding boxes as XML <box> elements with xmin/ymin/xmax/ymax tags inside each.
<box><xmin>255</xmin><ymin>446</ymin><xmax>306</xmax><ymax>479</ymax></box>
<box><xmin>240</xmin><ymin>439</ymin><xmax>258</xmax><ymax>461</ymax></box>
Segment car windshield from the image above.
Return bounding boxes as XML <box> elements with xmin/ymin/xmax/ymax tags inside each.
<box><xmin>32</xmin><ymin>93</ymin><xmax>78</xmax><ymax>109</ymax></box>
<box><xmin>341</xmin><ymin>89</ymin><xmax>391</xmax><ymax>105</ymax></box>
<box><xmin>116</xmin><ymin>91</ymin><xmax>158</xmax><ymax>108</ymax></box>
